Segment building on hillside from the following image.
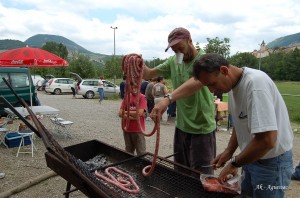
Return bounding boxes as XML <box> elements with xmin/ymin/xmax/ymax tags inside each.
<box><xmin>252</xmin><ymin>40</ymin><xmax>300</xmax><ymax>58</ymax></box>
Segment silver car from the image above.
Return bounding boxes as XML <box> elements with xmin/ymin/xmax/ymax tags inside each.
<box><xmin>45</xmin><ymin>78</ymin><xmax>74</xmax><ymax>95</ymax></box>
<box><xmin>77</xmin><ymin>79</ymin><xmax>120</xmax><ymax>99</ymax></box>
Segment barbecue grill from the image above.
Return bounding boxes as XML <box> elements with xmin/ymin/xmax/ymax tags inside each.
<box><xmin>46</xmin><ymin>139</ymin><xmax>234</xmax><ymax>198</ymax></box>
<box><xmin>1</xmin><ymin>77</ymin><xmax>235</xmax><ymax>198</ymax></box>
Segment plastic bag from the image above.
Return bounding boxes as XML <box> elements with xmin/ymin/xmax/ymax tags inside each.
<box><xmin>200</xmin><ymin>174</ymin><xmax>242</xmax><ymax>194</ymax></box>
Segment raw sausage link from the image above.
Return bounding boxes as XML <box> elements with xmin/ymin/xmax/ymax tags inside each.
<box><xmin>95</xmin><ymin>167</ymin><xmax>140</xmax><ymax>194</ymax></box>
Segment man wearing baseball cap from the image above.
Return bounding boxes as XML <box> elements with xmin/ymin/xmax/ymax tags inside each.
<box><xmin>143</xmin><ymin>27</ymin><xmax>216</xmax><ymax>176</ymax></box>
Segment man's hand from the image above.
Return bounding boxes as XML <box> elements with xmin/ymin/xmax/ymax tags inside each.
<box><xmin>211</xmin><ymin>149</ymin><xmax>232</xmax><ymax>169</ymax></box>
<box><xmin>150</xmin><ymin>98</ymin><xmax>169</xmax><ymax>122</ymax></box>
<box><xmin>218</xmin><ymin>163</ymin><xmax>238</xmax><ymax>184</ymax></box>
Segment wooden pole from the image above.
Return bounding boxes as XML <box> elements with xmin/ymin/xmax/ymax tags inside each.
<box><xmin>0</xmin><ymin>171</ymin><xmax>57</xmax><ymax>198</ymax></box>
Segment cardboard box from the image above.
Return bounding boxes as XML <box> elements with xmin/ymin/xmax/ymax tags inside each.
<box><xmin>5</xmin><ymin>132</ymin><xmax>32</xmax><ymax>148</ymax></box>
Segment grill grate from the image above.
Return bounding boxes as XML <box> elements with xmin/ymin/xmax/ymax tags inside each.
<box><xmin>86</xmin><ymin>153</ymin><xmax>234</xmax><ymax>198</ymax></box>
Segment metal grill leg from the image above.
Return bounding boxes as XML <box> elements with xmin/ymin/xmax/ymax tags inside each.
<box><xmin>65</xmin><ymin>182</ymin><xmax>71</xmax><ymax>198</ymax></box>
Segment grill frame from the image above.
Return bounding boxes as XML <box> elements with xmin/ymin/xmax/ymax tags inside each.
<box><xmin>46</xmin><ymin>139</ymin><xmax>235</xmax><ymax>198</ymax></box>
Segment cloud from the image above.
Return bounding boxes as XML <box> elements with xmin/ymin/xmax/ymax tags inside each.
<box><xmin>1</xmin><ymin>0</ymin><xmax>300</xmax><ymax>60</ymax></box>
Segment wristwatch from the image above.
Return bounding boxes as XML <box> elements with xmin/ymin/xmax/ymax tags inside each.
<box><xmin>164</xmin><ymin>94</ymin><xmax>173</xmax><ymax>104</ymax></box>
<box><xmin>230</xmin><ymin>156</ymin><xmax>241</xmax><ymax>168</ymax></box>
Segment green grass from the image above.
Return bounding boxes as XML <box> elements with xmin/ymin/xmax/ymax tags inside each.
<box><xmin>275</xmin><ymin>81</ymin><xmax>300</xmax><ymax>95</ymax></box>
<box><xmin>105</xmin><ymin>93</ymin><xmax>120</xmax><ymax>100</ymax></box>
<box><xmin>275</xmin><ymin>82</ymin><xmax>300</xmax><ymax>124</ymax></box>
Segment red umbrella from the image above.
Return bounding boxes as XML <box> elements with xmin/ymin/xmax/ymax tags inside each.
<box><xmin>0</xmin><ymin>46</ymin><xmax>69</xmax><ymax>67</ymax></box>
<box><xmin>0</xmin><ymin>46</ymin><xmax>69</xmax><ymax>106</ymax></box>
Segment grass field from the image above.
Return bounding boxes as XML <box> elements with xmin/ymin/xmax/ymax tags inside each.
<box><xmin>111</xmin><ymin>78</ymin><xmax>300</xmax><ymax>125</ymax></box>
<box><xmin>275</xmin><ymin>81</ymin><xmax>300</xmax><ymax>124</ymax></box>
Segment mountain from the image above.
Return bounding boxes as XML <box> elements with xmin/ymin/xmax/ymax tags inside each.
<box><xmin>267</xmin><ymin>32</ymin><xmax>300</xmax><ymax>48</ymax></box>
<box><xmin>1</xmin><ymin>32</ymin><xmax>300</xmax><ymax>58</ymax></box>
<box><xmin>0</xmin><ymin>39</ymin><xmax>26</xmax><ymax>50</ymax></box>
<box><xmin>0</xmin><ymin>34</ymin><xmax>112</xmax><ymax>62</ymax></box>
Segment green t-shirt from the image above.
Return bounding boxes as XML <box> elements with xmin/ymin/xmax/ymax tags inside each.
<box><xmin>156</xmin><ymin>50</ymin><xmax>216</xmax><ymax>134</ymax></box>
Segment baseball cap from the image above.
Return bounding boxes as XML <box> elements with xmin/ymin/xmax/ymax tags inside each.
<box><xmin>165</xmin><ymin>27</ymin><xmax>191</xmax><ymax>52</ymax></box>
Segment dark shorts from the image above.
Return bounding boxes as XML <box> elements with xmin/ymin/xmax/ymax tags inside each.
<box><xmin>123</xmin><ymin>132</ymin><xmax>146</xmax><ymax>155</ymax></box>
<box><xmin>173</xmin><ymin>127</ymin><xmax>216</xmax><ymax>177</ymax></box>
<box><xmin>71</xmin><ymin>87</ymin><xmax>75</xmax><ymax>95</ymax></box>
<box><xmin>147</xmin><ymin>98</ymin><xmax>154</xmax><ymax>114</ymax></box>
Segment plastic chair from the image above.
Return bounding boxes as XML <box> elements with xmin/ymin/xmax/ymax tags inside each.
<box><xmin>0</xmin><ymin>118</ymin><xmax>10</xmax><ymax>148</ymax></box>
<box><xmin>57</xmin><ymin>120</ymin><xmax>73</xmax><ymax>140</ymax></box>
<box><xmin>16</xmin><ymin>131</ymin><xmax>37</xmax><ymax>157</ymax></box>
<box><xmin>0</xmin><ymin>127</ymin><xmax>9</xmax><ymax>148</ymax></box>
<box><xmin>50</xmin><ymin>116</ymin><xmax>73</xmax><ymax>140</ymax></box>
<box><xmin>50</xmin><ymin>116</ymin><xmax>65</xmax><ymax>131</ymax></box>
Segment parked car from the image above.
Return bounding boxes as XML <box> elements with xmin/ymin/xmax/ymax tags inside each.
<box><xmin>32</xmin><ymin>75</ymin><xmax>45</xmax><ymax>90</ymax></box>
<box><xmin>45</xmin><ymin>78</ymin><xmax>74</xmax><ymax>95</ymax></box>
<box><xmin>42</xmin><ymin>74</ymin><xmax>55</xmax><ymax>80</ymax></box>
<box><xmin>0</xmin><ymin>67</ymin><xmax>40</xmax><ymax>116</ymax></box>
<box><xmin>41</xmin><ymin>79</ymin><xmax>49</xmax><ymax>91</ymax></box>
<box><xmin>36</xmin><ymin>79</ymin><xmax>49</xmax><ymax>91</ymax></box>
<box><xmin>77</xmin><ymin>79</ymin><xmax>120</xmax><ymax>99</ymax></box>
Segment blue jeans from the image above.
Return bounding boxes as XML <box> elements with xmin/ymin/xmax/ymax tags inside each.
<box><xmin>241</xmin><ymin>149</ymin><xmax>293</xmax><ymax>198</ymax></box>
<box><xmin>293</xmin><ymin>161</ymin><xmax>300</xmax><ymax>179</ymax></box>
<box><xmin>229</xmin><ymin>113</ymin><xmax>234</xmax><ymax>128</ymax></box>
<box><xmin>98</xmin><ymin>88</ymin><xmax>104</xmax><ymax>101</ymax></box>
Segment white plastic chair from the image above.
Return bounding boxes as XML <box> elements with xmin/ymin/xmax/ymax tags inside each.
<box><xmin>16</xmin><ymin>131</ymin><xmax>37</xmax><ymax>157</ymax></box>
<box><xmin>0</xmin><ymin>127</ymin><xmax>9</xmax><ymax>148</ymax></box>
<box><xmin>0</xmin><ymin>118</ymin><xmax>11</xmax><ymax>148</ymax></box>
<box><xmin>50</xmin><ymin>116</ymin><xmax>65</xmax><ymax>131</ymax></box>
<box><xmin>50</xmin><ymin>116</ymin><xmax>73</xmax><ymax>140</ymax></box>
<box><xmin>57</xmin><ymin>120</ymin><xmax>73</xmax><ymax>140</ymax></box>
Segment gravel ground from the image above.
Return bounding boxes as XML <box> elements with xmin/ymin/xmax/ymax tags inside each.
<box><xmin>0</xmin><ymin>91</ymin><xmax>299</xmax><ymax>197</ymax></box>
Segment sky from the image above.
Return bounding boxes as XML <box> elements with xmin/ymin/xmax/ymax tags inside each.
<box><xmin>0</xmin><ymin>0</ymin><xmax>300</xmax><ymax>60</ymax></box>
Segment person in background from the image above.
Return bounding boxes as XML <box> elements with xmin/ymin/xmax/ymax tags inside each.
<box><xmin>152</xmin><ymin>76</ymin><xmax>169</xmax><ymax>125</ymax></box>
<box><xmin>75</xmin><ymin>79</ymin><xmax>80</xmax><ymax>95</ymax></box>
<box><xmin>120</xmin><ymin>75</ymin><xmax>126</xmax><ymax>99</ymax></box>
<box><xmin>98</xmin><ymin>76</ymin><xmax>105</xmax><ymax>103</ymax></box>
<box><xmin>143</xmin><ymin>27</ymin><xmax>216</xmax><ymax>176</ymax></box>
<box><xmin>192</xmin><ymin>53</ymin><xmax>293</xmax><ymax>198</ymax></box>
<box><xmin>71</xmin><ymin>79</ymin><xmax>78</xmax><ymax>99</ymax></box>
<box><xmin>118</xmin><ymin>82</ymin><xmax>147</xmax><ymax>155</ymax></box>
<box><xmin>144</xmin><ymin>78</ymin><xmax>156</xmax><ymax>120</ymax></box>
<box><xmin>214</xmin><ymin>90</ymin><xmax>224</xmax><ymax>126</ymax></box>
<box><xmin>214</xmin><ymin>90</ymin><xmax>223</xmax><ymax>101</ymax></box>
<box><xmin>140</xmin><ymin>79</ymin><xmax>149</xmax><ymax>95</ymax></box>
<box><xmin>167</xmin><ymin>101</ymin><xmax>176</xmax><ymax>118</ymax></box>
<box><xmin>292</xmin><ymin>161</ymin><xmax>300</xmax><ymax>180</ymax></box>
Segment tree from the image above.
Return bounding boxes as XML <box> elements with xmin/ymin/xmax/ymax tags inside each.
<box><xmin>228</xmin><ymin>52</ymin><xmax>258</xmax><ymax>68</ymax></box>
<box><xmin>284</xmin><ymin>48</ymin><xmax>300</xmax><ymax>81</ymax></box>
<box><xmin>195</xmin><ymin>42</ymin><xmax>202</xmax><ymax>51</ymax></box>
<box><xmin>204</xmin><ymin>37</ymin><xmax>231</xmax><ymax>58</ymax></box>
<box><xmin>104</xmin><ymin>56</ymin><xmax>123</xmax><ymax>79</ymax></box>
<box><xmin>35</xmin><ymin>42</ymin><xmax>70</xmax><ymax>77</ymax></box>
<box><xmin>42</xmin><ymin>42</ymin><xmax>68</xmax><ymax>59</ymax></box>
<box><xmin>69</xmin><ymin>54</ymin><xmax>96</xmax><ymax>79</ymax></box>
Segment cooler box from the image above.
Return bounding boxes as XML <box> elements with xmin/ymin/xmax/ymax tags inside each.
<box><xmin>5</xmin><ymin>132</ymin><xmax>32</xmax><ymax>148</ymax></box>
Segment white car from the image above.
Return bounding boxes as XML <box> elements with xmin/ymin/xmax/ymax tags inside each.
<box><xmin>45</xmin><ymin>78</ymin><xmax>74</xmax><ymax>95</ymax></box>
<box><xmin>31</xmin><ymin>75</ymin><xmax>45</xmax><ymax>90</ymax></box>
<box><xmin>77</xmin><ymin>79</ymin><xmax>120</xmax><ymax>99</ymax></box>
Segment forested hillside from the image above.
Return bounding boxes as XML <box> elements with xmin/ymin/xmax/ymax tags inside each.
<box><xmin>267</xmin><ymin>32</ymin><xmax>300</xmax><ymax>48</ymax></box>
